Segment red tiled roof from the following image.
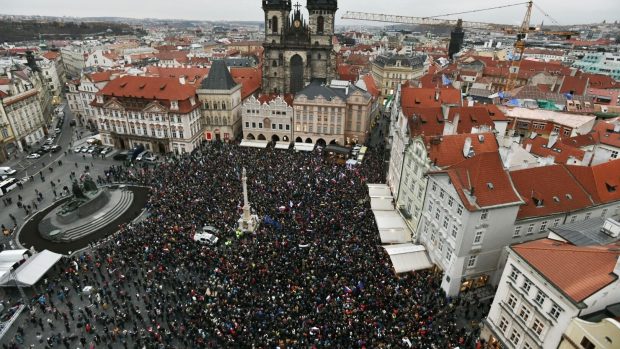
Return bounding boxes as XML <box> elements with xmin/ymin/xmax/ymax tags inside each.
<box><xmin>155</xmin><ymin>51</ymin><xmax>189</xmax><ymax>63</ymax></box>
<box><xmin>401</xmin><ymin>86</ymin><xmax>462</xmax><ymax>109</ymax></box>
<box><xmin>566</xmin><ymin>159</ymin><xmax>620</xmax><ymax>204</ymax></box>
<box><xmin>406</xmin><ymin>105</ymin><xmax>499</xmax><ymax>137</ymax></box>
<box><xmin>587</xmin><ymin>88</ymin><xmax>620</xmax><ymax>106</ymax></box>
<box><xmin>42</xmin><ymin>51</ymin><xmax>60</xmax><ymax>60</ymax></box>
<box><xmin>87</xmin><ymin>71</ymin><xmax>113</xmax><ymax>83</ymax></box>
<box><xmin>580</xmin><ymin>73</ymin><xmax>618</xmax><ymax>89</ymax></box>
<box><xmin>362</xmin><ymin>74</ymin><xmax>380</xmax><ymax>98</ymax></box>
<box><xmin>512</xmin><ymin>239</ymin><xmax>620</xmax><ymax>303</ymax></box>
<box><xmin>441</xmin><ymin>152</ymin><xmax>522</xmax><ymax>211</ymax></box>
<box><xmin>145</xmin><ymin>66</ymin><xmax>210</xmax><ymax>85</ymax></box>
<box><xmin>425</xmin><ymin>132</ymin><xmax>498</xmax><ymax>168</ymax></box>
<box><xmin>522</xmin><ymin>136</ymin><xmax>586</xmax><ymax>164</ymax></box>
<box><xmin>337</xmin><ymin>64</ymin><xmax>358</xmax><ymax>83</ymax></box>
<box><xmin>592</xmin><ymin>121</ymin><xmax>620</xmax><ymax>148</ymax></box>
<box><xmin>230</xmin><ymin>67</ymin><xmax>261</xmax><ymax>100</ymax></box>
<box><xmin>510</xmin><ymin>165</ymin><xmax>594</xmax><ymax>220</ymax></box>
<box><xmin>559</xmin><ymin>76</ymin><xmax>589</xmax><ymax>96</ymax></box>
<box><xmin>562</xmin><ymin>133</ymin><xmax>600</xmax><ymax>148</ymax></box>
<box><xmin>97</xmin><ymin>76</ymin><xmax>196</xmax><ymax>102</ymax></box>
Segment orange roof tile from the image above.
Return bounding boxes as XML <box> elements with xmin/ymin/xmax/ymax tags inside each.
<box><xmin>559</xmin><ymin>76</ymin><xmax>589</xmax><ymax>96</ymax></box>
<box><xmin>522</xmin><ymin>136</ymin><xmax>586</xmax><ymax>164</ymax></box>
<box><xmin>592</xmin><ymin>121</ymin><xmax>620</xmax><ymax>148</ymax></box>
<box><xmin>562</xmin><ymin>133</ymin><xmax>600</xmax><ymax>148</ymax></box>
<box><xmin>510</xmin><ymin>165</ymin><xmax>594</xmax><ymax>220</ymax></box>
<box><xmin>362</xmin><ymin>74</ymin><xmax>380</xmax><ymax>98</ymax></box>
<box><xmin>42</xmin><ymin>51</ymin><xmax>60</xmax><ymax>60</ymax></box>
<box><xmin>97</xmin><ymin>75</ymin><xmax>196</xmax><ymax>103</ymax></box>
<box><xmin>440</xmin><ymin>152</ymin><xmax>522</xmax><ymax>211</ymax></box>
<box><xmin>87</xmin><ymin>71</ymin><xmax>113</xmax><ymax>83</ymax></box>
<box><xmin>401</xmin><ymin>86</ymin><xmax>462</xmax><ymax>109</ymax></box>
<box><xmin>512</xmin><ymin>239</ymin><xmax>620</xmax><ymax>303</ymax></box>
<box><xmin>566</xmin><ymin>160</ymin><xmax>620</xmax><ymax>204</ymax></box>
<box><xmin>425</xmin><ymin>132</ymin><xmax>498</xmax><ymax>168</ymax></box>
<box><xmin>406</xmin><ymin>105</ymin><xmax>498</xmax><ymax>137</ymax></box>
<box><xmin>230</xmin><ymin>67</ymin><xmax>262</xmax><ymax>100</ymax></box>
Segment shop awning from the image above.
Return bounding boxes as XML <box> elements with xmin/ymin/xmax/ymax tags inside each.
<box><xmin>325</xmin><ymin>144</ymin><xmax>350</xmax><ymax>155</ymax></box>
<box><xmin>370</xmin><ymin>196</ymin><xmax>394</xmax><ymax>211</ymax></box>
<box><xmin>373</xmin><ymin>210</ymin><xmax>411</xmax><ymax>244</ymax></box>
<box><xmin>240</xmin><ymin>140</ymin><xmax>269</xmax><ymax>149</ymax></box>
<box><xmin>367</xmin><ymin>184</ymin><xmax>392</xmax><ymax>198</ymax></box>
<box><xmin>383</xmin><ymin>244</ymin><xmax>432</xmax><ymax>274</ymax></box>
<box><xmin>294</xmin><ymin>143</ymin><xmax>315</xmax><ymax>152</ymax></box>
<box><xmin>0</xmin><ymin>250</ymin><xmax>63</xmax><ymax>287</ymax></box>
<box><xmin>274</xmin><ymin>142</ymin><xmax>291</xmax><ymax>150</ymax></box>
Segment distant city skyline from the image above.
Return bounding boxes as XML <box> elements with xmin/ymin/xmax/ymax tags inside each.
<box><xmin>2</xmin><ymin>0</ymin><xmax>618</xmax><ymax>25</ymax></box>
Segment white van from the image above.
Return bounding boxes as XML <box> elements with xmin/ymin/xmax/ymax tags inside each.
<box><xmin>0</xmin><ymin>167</ymin><xmax>17</xmax><ymax>176</ymax></box>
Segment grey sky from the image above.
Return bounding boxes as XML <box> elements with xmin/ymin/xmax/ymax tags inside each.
<box><xmin>1</xmin><ymin>0</ymin><xmax>618</xmax><ymax>25</ymax></box>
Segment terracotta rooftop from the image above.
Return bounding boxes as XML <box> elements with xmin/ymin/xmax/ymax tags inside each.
<box><xmin>512</xmin><ymin>239</ymin><xmax>620</xmax><ymax>304</ymax></box>
<box><xmin>559</xmin><ymin>76</ymin><xmax>589</xmax><ymax>96</ymax></box>
<box><xmin>510</xmin><ymin>165</ymin><xmax>594</xmax><ymax>220</ymax></box>
<box><xmin>425</xmin><ymin>132</ymin><xmax>498</xmax><ymax>168</ymax></box>
<box><xmin>87</xmin><ymin>71</ymin><xmax>113</xmax><ymax>83</ymax></box>
<box><xmin>406</xmin><ymin>105</ymin><xmax>499</xmax><ymax>137</ymax></box>
<box><xmin>566</xmin><ymin>159</ymin><xmax>620</xmax><ymax>205</ymax></box>
<box><xmin>401</xmin><ymin>86</ymin><xmax>462</xmax><ymax>109</ymax></box>
<box><xmin>522</xmin><ymin>135</ymin><xmax>587</xmax><ymax>164</ymax></box>
<box><xmin>361</xmin><ymin>74</ymin><xmax>380</xmax><ymax>98</ymax></box>
<box><xmin>257</xmin><ymin>93</ymin><xmax>294</xmax><ymax>107</ymax></box>
<box><xmin>440</xmin><ymin>152</ymin><xmax>522</xmax><ymax>211</ymax></box>
<box><xmin>592</xmin><ymin>121</ymin><xmax>620</xmax><ymax>149</ymax></box>
<box><xmin>97</xmin><ymin>76</ymin><xmax>196</xmax><ymax>101</ymax></box>
<box><xmin>42</xmin><ymin>51</ymin><xmax>60</xmax><ymax>60</ymax></box>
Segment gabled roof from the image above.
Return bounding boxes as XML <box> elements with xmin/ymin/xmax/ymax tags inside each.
<box><xmin>86</xmin><ymin>71</ymin><xmax>113</xmax><ymax>83</ymax></box>
<box><xmin>98</xmin><ymin>76</ymin><xmax>196</xmax><ymax>101</ymax></box>
<box><xmin>200</xmin><ymin>60</ymin><xmax>238</xmax><ymax>91</ymax></box>
<box><xmin>401</xmin><ymin>86</ymin><xmax>462</xmax><ymax>109</ymax></box>
<box><xmin>522</xmin><ymin>136</ymin><xmax>586</xmax><ymax>164</ymax></box>
<box><xmin>361</xmin><ymin>74</ymin><xmax>380</xmax><ymax>98</ymax></box>
<box><xmin>425</xmin><ymin>133</ymin><xmax>498</xmax><ymax>168</ymax></box>
<box><xmin>559</xmin><ymin>76</ymin><xmax>589</xmax><ymax>96</ymax></box>
<box><xmin>562</xmin><ymin>133</ymin><xmax>600</xmax><ymax>148</ymax></box>
<box><xmin>257</xmin><ymin>93</ymin><xmax>294</xmax><ymax>107</ymax></box>
<box><xmin>592</xmin><ymin>121</ymin><xmax>620</xmax><ymax>149</ymax></box>
<box><xmin>230</xmin><ymin>67</ymin><xmax>261</xmax><ymax>99</ymax></box>
<box><xmin>512</xmin><ymin>239</ymin><xmax>620</xmax><ymax>304</ymax></box>
<box><xmin>510</xmin><ymin>165</ymin><xmax>594</xmax><ymax>220</ymax></box>
<box><xmin>439</xmin><ymin>152</ymin><xmax>522</xmax><ymax>211</ymax></box>
<box><xmin>566</xmin><ymin>160</ymin><xmax>620</xmax><ymax>205</ymax></box>
<box><xmin>406</xmin><ymin>105</ymin><xmax>498</xmax><ymax>137</ymax></box>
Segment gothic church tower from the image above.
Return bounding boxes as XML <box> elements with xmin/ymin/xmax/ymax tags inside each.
<box><xmin>262</xmin><ymin>0</ymin><xmax>337</xmax><ymax>95</ymax></box>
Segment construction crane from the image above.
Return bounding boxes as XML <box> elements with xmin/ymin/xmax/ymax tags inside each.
<box><xmin>341</xmin><ymin>1</ymin><xmax>573</xmax><ymax>92</ymax></box>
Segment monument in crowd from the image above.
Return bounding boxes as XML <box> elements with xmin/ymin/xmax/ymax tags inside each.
<box><xmin>37</xmin><ymin>175</ymin><xmax>135</xmax><ymax>242</ymax></box>
<box><xmin>238</xmin><ymin>167</ymin><xmax>260</xmax><ymax>233</ymax></box>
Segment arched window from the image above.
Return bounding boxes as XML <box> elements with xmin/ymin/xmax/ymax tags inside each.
<box><xmin>272</xmin><ymin>16</ymin><xmax>278</xmax><ymax>34</ymax></box>
<box><xmin>272</xmin><ymin>60</ymin><xmax>278</xmax><ymax>67</ymax></box>
<box><xmin>317</xmin><ymin>16</ymin><xmax>324</xmax><ymax>34</ymax></box>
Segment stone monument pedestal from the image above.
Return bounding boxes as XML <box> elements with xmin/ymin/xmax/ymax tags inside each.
<box><xmin>237</xmin><ymin>167</ymin><xmax>260</xmax><ymax>233</ymax></box>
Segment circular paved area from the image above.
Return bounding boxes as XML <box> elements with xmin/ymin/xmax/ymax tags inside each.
<box><xmin>17</xmin><ymin>186</ymin><xmax>150</xmax><ymax>254</ymax></box>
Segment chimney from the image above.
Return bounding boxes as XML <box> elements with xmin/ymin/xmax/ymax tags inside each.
<box><xmin>525</xmin><ymin>143</ymin><xmax>532</xmax><ymax>153</ymax></box>
<box><xmin>463</xmin><ymin>137</ymin><xmax>472</xmax><ymax>158</ymax></box>
<box><xmin>614</xmin><ymin>256</ymin><xmax>620</xmax><ymax>278</ymax></box>
<box><xmin>547</xmin><ymin>132</ymin><xmax>558</xmax><ymax>148</ymax></box>
<box><xmin>179</xmin><ymin>75</ymin><xmax>186</xmax><ymax>85</ymax></box>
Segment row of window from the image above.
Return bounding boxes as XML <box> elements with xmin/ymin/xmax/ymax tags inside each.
<box><xmin>245</xmin><ymin>122</ymin><xmax>290</xmax><ymax>131</ymax></box>
<box><xmin>508</xmin><ymin>266</ymin><xmax>563</xmax><ymax>321</ymax></box>
<box><xmin>295</xmin><ymin>124</ymin><xmax>343</xmax><ymax>134</ymax></box>
<box><xmin>514</xmin><ymin>208</ymin><xmax>612</xmax><ymax>238</ymax></box>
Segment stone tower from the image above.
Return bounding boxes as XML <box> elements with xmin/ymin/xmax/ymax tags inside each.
<box><xmin>262</xmin><ymin>0</ymin><xmax>337</xmax><ymax>95</ymax></box>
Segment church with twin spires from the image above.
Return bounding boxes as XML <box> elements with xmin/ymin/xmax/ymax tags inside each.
<box><xmin>261</xmin><ymin>0</ymin><xmax>338</xmax><ymax>95</ymax></box>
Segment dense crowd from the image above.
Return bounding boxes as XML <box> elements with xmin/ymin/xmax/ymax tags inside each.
<box><xmin>4</xmin><ymin>142</ymin><xmax>477</xmax><ymax>349</ymax></box>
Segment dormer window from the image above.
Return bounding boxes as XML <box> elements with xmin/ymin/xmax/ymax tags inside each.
<box><xmin>533</xmin><ymin>197</ymin><xmax>544</xmax><ymax>207</ymax></box>
<box><xmin>190</xmin><ymin>97</ymin><xmax>196</xmax><ymax>106</ymax></box>
<box><xmin>606</xmin><ymin>182</ymin><xmax>617</xmax><ymax>193</ymax></box>
<box><xmin>171</xmin><ymin>100</ymin><xmax>178</xmax><ymax>110</ymax></box>
<box><xmin>96</xmin><ymin>95</ymin><xmax>103</xmax><ymax>104</ymax></box>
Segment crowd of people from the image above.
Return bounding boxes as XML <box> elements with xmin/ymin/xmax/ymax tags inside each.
<box><xmin>4</xmin><ymin>141</ymin><xmax>479</xmax><ymax>348</ymax></box>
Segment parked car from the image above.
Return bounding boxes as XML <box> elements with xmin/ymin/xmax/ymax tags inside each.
<box><xmin>87</xmin><ymin>146</ymin><xmax>97</xmax><ymax>154</ymax></box>
<box><xmin>0</xmin><ymin>167</ymin><xmax>17</xmax><ymax>176</ymax></box>
<box><xmin>51</xmin><ymin>145</ymin><xmax>62</xmax><ymax>153</ymax></box>
<box><xmin>135</xmin><ymin>151</ymin><xmax>149</xmax><ymax>161</ymax></box>
<box><xmin>26</xmin><ymin>153</ymin><xmax>41</xmax><ymax>159</ymax></box>
<box><xmin>44</xmin><ymin>138</ymin><xmax>54</xmax><ymax>145</ymax></box>
<box><xmin>81</xmin><ymin>146</ymin><xmax>92</xmax><ymax>153</ymax></box>
<box><xmin>113</xmin><ymin>152</ymin><xmax>129</xmax><ymax>161</ymax></box>
<box><xmin>194</xmin><ymin>231</ymin><xmax>219</xmax><ymax>245</ymax></box>
<box><xmin>74</xmin><ymin>146</ymin><xmax>83</xmax><ymax>153</ymax></box>
<box><xmin>55</xmin><ymin>128</ymin><xmax>61</xmax><ymax>135</ymax></box>
<box><xmin>100</xmin><ymin>147</ymin><xmax>113</xmax><ymax>155</ymax></box>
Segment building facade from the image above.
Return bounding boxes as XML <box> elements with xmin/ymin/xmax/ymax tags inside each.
<box><xmin>262</xmin><ymin>0</ymin><xmax>337</xmax><ymax>94</ymax></box>
<box><xmin>93</xmin><ymin>76</ymin><xmax>203</xmax><ymax>154</ymax></box>
<box><xmin>242</xmin><ymin>94</ymin><xmax>293</xmax><ymax>143</ymax></box>
<box><xmin>371</xmin><ymin>54</ymin><xmax>428</xmax><ymax>98</ymax></box>
<box><xmin>66</xmin><ymin>71</ymin><xmax>114</xmax><ymax>128</ymax></box>
<box><xmin>292</xmin><ymin>80</ymin><xmax>372</xmax><ymax>146</ymax></box>
<box><xmin>481</xmin><ymin>239</ymin><xmax>620</xmax><ymax>349</ymax></box>
<box><xmin>198</xmin><ymin>60</ymin><xmax>243</xmax><ymax>142</ymax></box>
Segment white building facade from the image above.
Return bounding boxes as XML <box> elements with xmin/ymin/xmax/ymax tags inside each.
<box><xmin>242</xmin><ymin>95</ymin><xmax>293</xmax><ymax>143</ymax></box>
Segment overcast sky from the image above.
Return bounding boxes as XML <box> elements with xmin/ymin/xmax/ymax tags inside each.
<box><xmin>2</xmin><ymin>0</ymin><xmax>618</xmax><ymax>25</ymax></box>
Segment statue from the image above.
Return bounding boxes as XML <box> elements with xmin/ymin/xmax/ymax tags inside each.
<box><xmin>83</xmin><ymin>175</ymin><xmax>98</xmax><ymax>193</ymax></box>
<box><xmin>72</xmin><ymin>180</ymin><xmax>86</xmax><ymax>199</ymax></box>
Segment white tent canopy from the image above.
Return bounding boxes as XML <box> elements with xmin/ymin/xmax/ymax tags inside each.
<box><xmin>373</xmin><ymin>210</ymin><xmax>411</xmax><ymax>244</ymax></box>
<box><xmin>383</xmin><ymin>244</ymin><xmax>432</xmax><ymax>273</ymax></box>
<box><xmin>240</xmin><ymin>140</ymin><xmax>269</xmax><ymax>149</ymax></box>
<box><xmin>0</xmin><ymin>249</ymin><xmax>28</xmax><ymax>285</ymax></box>
<box><xmin>0</xmin><ymin>249</ymin><xmax>63</xmax><ymax>287</ymax></box>
<box><xmin>274</xmin><ymin>142</ymin><xmax>291</xmax><ymax>150</ymax></box>
<box><xmin>367</xmin><ymin>184</ymin><xmax>392</xmax><ymax>198</ymax></box>
<box><xmin>370</xmin><ymin>196</ymin><xmax>394</xmax><ymax>211</ymax></box>
<box><xmin>294</xmin><ymin>143</ymin><xmax>315</xmax><ymax>152</ymax></box>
